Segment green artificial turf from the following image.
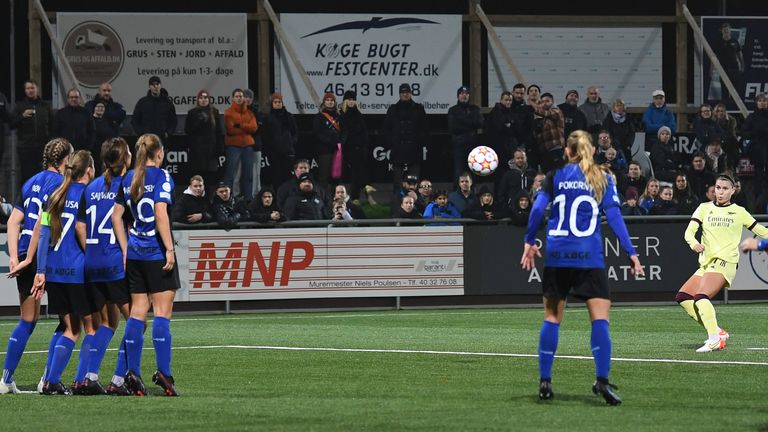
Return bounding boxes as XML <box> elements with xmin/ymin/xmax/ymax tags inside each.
<box><xmin>0</xmin><ymin>304</ymin><xmax>766</xmax><ymax>431</ymax></box>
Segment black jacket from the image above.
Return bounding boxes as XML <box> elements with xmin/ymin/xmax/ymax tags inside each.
<box><xmin>602</xmin><ymin>113</ymin><xmax>636</xmax><ymax>156</ymax></box>
<box><xmin>212</xmin><ymin>194</ymin><xmax>249</xmax><ymax>230</ymax></box>
<box><xmin>497</xmin><ymin>164</ymin><xmax>537</xmax><ymax>209</ymax></box>
<box><xmin>650</xmin><ymin>143</ymin><xmax>683</xmax><ymax>183</ymax></box>
<box><xmin>283</xmin><ymin>190</ymin><xmax>329</xmax><ymax>221</ymax></box>
<box><xmin>313</xmin><ymin>108</ymin><xmax>341</xmax><ymax>155</ymax></box>
<box><xmin>508</xmin><ymin>190</ymin><xmax>532</xmax><ymax>226</ymax></box>
<box><xmin>447</xmin><ymin>101</ymin><xmax>483</xmax><ymax>148</ymax></box>
<box><xmin>557</xmin><ymin>102</ymin><xmax>588</xmax><ymax>139</ymax></box>
<box><xmin>743</xmin><ymin>108</ymin><xmax>768</xmax><ymax>147</ymax></box>
<box><xmin>509</xmin><ymin>100</ymin><xmax>534</xmax><ymax>149</ymax></box>
<box><xmin>54</xmin><ymin>105</ymin><xmax>93</xmax><ymax>150</ymax></box>
<box><xmin>172</xmin><ymin>188</ymin><xmax>213</xmax><ymax>224</ymax></box>
<box><xmin>686</xmin><ymin>167</ymin><xmax>716</xmax><ymax>201</ymax></box>
<box><xmin>185</xmin><ymin>106</ymin><xmax>224</xmax><ymax>172</ymax></box>
<box><xmin>10</xmin><ymin>97</ymin><xmax>53</xmax><ymax>148</ymax></box>
<box><xmin>90</xmin><ymin>115</ymin><xmax>118</xmax><ymax>151</ymax></box>
<box><xmin>131</xmin><ymin>89</ymin><xmax>177</xmax><ymax>138</ymax></box>
<box><xmin>84</xmin><ymin>96</ymin><xmax>125</xmax><ymax>135</ymax></box>
<box><xmin>485</xmin><ymin>102</ymin><xmax>519</xmax><ymax>163</ymax></box>
<box><xmin>340</xmin><ymin>106</ymin><xmax>368</xmax><ymax>154</ymax></box>
<box><xmin>249</xmin><ymin>188</ymin><xmax>285</xmax><ymax>223</ymax></box>
<box><xmin>264</xmin><ymin>107</ymin><xmax>298</xmax><ymax>158</ymax></box>
<box><xmin>384</xmin><ymin>99</ymin><xmax>428</xmax><ymax>164</ymax></box>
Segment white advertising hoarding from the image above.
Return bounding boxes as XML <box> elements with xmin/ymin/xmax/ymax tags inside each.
<box><xmin>488</xmin><ymin>27</ymin><xmax>663</xmax><ymax>107</ymax></box>
<box><xmin>55</xmin><ymin>13</ymin><xmax>248</xmax><ymax>114</ymax></box>
<box><xmin>276</xmin><ymin>14</ymin><xmax>462</xmax><ymax>114</ymax></box>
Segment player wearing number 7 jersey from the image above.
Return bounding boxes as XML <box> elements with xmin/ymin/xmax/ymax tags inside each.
<box><xmin>74</xmin><ymin>137</ymin><xmax>133</xmax><ymax>395</ymax></box>
<box><xmin>1</xmin><ymin>138</ymin><xmax>72</xmax><ymax>395</ymax></box>
<box><xmin>520</xmin><ymin>130</ymin><xmax>644</xmax><ymax>405</ymax></box>
<box><xmin>113</xmin><ymin>133</ymin><xmax>180</xmax><ymax>396</ymax></box>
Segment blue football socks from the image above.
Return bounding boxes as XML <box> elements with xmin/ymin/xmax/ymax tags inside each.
<box><xmin>591</xmin><ymin>319</ymin><xmax>612</xmax><ymax>381</ymax></box>
<box><xmin>48</xmin><ymin>336</ymin><xmax>75</xmax><ymax>385</ymax></box>
<box><xmin>1</xmin><ymin>320</ymin><xmax>35</xmax><ymax>384</ymax></box>
<box><xmin>538</xmin><ymin>321</ymin><xmax>560</xmax><ymax>381</ymax></box>
<box><xmin>152</xmin><ymin>317</ymin><xmax>172</xmax><ymax>376</ymax></box>
<box><xmin>87</xmin><ymin>326</ymin><xmax>115</xmax><ymax>379</ymax></box>
<box><xmin>123</xmin><ymin>318</ymin><xmax>145</xmax><ymax>376</ymax></box>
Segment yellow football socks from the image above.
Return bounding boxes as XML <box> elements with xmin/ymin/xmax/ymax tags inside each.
<box><xmin>694</xmin><ymin>297</ymin><xmax>719</xmax><ymax>337</ymax></box>
<box><xmin>679</xmin><ymin>300</ymin><xmax>703</xmax><ymax>326</ymax></box>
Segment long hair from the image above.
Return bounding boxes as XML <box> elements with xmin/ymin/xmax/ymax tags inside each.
<box><xmin>48</xmin><ymin>150</ymin><xmax>93</xmax><ymax>245</ymax></box>
<box><xmin>41</xmin><ymin>138</ymin><xmax>74</xmax><ymax>172</ymax></box>
<box><xmin>100</xmin><ymin>137</ymin><xmax>131</xmax><ymax>191</ymax></box>
<box><xmin>640</xmin><ymin>177</ymin><xmax>660</xmax><ymax>201</ymax></box>
<box><xmin>566</xmin><ymin>130</ymin><xmax>608</xmax><ymax>203</ymax></box>
<box><xmin>130</xmin><ymin>134</ymin><xmax>163</xmax><ymax>203</ymax></box>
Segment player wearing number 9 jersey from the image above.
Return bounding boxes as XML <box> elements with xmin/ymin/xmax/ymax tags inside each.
<box><xmin>113</xmin><ymin>133</ymin><xmax>179</xmax><ymax>396</ymax></box>
<box><xmin>33</xmin><ymin>150</ymin><xmax>96</xmax><ymax>395</ymax></box>
<box><xmin>74</xmin><ymin>137</ymin><xmax>134</xmax><ymax>395</ymax></box>
<box><xmin>520</xmin><ymin>130</ymin><xmax>644</xmax><ymax>405</ymax></box>
<box><xmin>1</xmin><ymin>138</ymin><xmax>72</xmax><ymax>395</ymax></box>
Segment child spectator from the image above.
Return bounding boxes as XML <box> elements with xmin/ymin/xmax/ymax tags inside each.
<box><xmin>509</xmin><ymin>191</ymin><xmax>532</xmax><ymax>226</ymax></box>
<box><xmin>462</xmin><ymin>185</ymin><xmax>505</xmax><ymax>220</ymax></box>
<box><xmin>650</xmin><ymin>185</ymin><xmax>678</xmax><ymax>215</ymax></box>
<box><xmin>330</xmin><ymin>198</ymin><xmax>354</xmax><ymax>222</ymax></box>
<box><xmin>423</xmin><ymin>189</ymin><xmax>461</xmax><ymax>222</ymax></box>
<box><xmin>620</xmin><ymin>187</ymin><xmax>647</xmax><ymax>216</ymax></box>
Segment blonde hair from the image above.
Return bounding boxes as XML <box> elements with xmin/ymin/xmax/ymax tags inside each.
<box><xmin>565</xmin><ymin>130</ymin><xmax>608</xmax><ymax>203</ymax></box>
<box><xmin>48</xmin><ymin>150</ymin><xmax>93</xmax><ymax>244</ymax></box>
<box><xmin>131</xmin><ymin>134</ymin><xmax>163</xmax><ymax>202</ymax></box>
<box><xmin>640</xmin><ymin>177</ymin><xmax>660</xmax><ymax>201</ymax></box>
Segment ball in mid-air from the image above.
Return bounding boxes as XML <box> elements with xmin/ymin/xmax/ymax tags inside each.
<box><xmin>467</xmin><ymin>146</ymin><xmax>499</xmax><ymax>176</ymax></box>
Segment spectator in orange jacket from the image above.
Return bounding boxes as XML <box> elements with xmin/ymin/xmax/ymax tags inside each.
<box><xmin>223</xmin><ymin>88</ymin><xmax>258</xmax><ymax>200</ymax></box>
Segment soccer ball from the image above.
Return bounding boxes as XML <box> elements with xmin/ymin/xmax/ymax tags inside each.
<box><xmin>467</xmin><ymin>146</ymin><xmax>499</xmax><ymax>176</ymax></box>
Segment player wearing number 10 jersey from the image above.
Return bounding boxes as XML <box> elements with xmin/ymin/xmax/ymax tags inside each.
<box><xmin>76</xmin><ymin>137</ymin><xmax>134</xmax><ymax>395</ymax></box>
<box><xmin>114</xmin><ymin>134</ymin><xmax>179</xmax><ymax>396</ymax></box>
<box><xmin>521</xmin><ymin>131</ymin><xmax>644</xmax><ymax>405</ymax></box>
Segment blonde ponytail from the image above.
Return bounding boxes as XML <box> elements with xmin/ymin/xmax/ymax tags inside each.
<box><xmin>566</xmin><ymin>131</ymin><xmax>608</xmax><ymax>203</ymax></box>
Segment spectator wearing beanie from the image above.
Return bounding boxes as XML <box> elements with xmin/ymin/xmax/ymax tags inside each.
<box><xmin>621</xmin><ymin>186</ymin><xmax>646</xmax><ymax>216</ymax></box>
<box><xmin>263</xmin><ymin>92</ymin><xmax>298</xmax><ymax>188</ymax></box>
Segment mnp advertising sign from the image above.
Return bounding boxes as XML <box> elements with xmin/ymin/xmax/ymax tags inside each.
<box><xmin>276</xmin><ymin>14</ymin><xmax>462</xmax><ymax>114</ymax></box>
<box><xmin>701</xmin><ymin>17</ymin><xmax>768</xmax><ymax>112</ymax></box>
<box><xmin>56</xmin><ymin>13</ymin><xmax>248</xmax><ymax>114</ymax></box>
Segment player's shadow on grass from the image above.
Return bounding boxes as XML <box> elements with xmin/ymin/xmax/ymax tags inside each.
<box><xmin>510</xmin><ymin>393</ymin><xmax>610</xmax><ymax>406</ymax></box>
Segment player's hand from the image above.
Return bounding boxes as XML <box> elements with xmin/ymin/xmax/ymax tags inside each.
<box><xmin>520</xmin><ymin>243</ymin><xmax>541</xmax><ymax>271</ymax></box>
<box><xmin>692</xmin><ymin>243</ymin><xmax>705</xmax><ymax>253</ymax></box>
<box><xmin>740</xmin><ymin>238</ymin><xmax>759</xmax><ymax>253</ymax></box>
<box><xmin>31</xmin><ymin>273</ymin><xmax>46</xmax><ymax>300</ymax></box>
<box><xmin>7</xmin><ymin>258</ymin><xmax>31</xmax><ymax>278</ymax></box>
<box><xmin>163</xmin><ymin>249</ymin><xmax>175</xmax><ymax>271</ymax></box>
<box><xmin>629</xmin><ymin>255</ymin><xmax>645</xmax><ymax>277</ymax></box>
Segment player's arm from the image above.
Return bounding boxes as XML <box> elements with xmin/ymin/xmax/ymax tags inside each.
<box><xmin>5</xmin><ymin>208</ymin><xmax>24</xmax><ymax>275</ymax></box>
<box><xmin>31</xmin><ymin>212</ymin><xmax>51</xmax><ymax>299</ymax></box>
<box><xmin>521</xmin><ymin>189</ymin><xmax>549</xmax><ymax>270</ymax></box>
<box><xmin>684</xmin><ymin>204</ymin><xmax>705</xmax><ymax>253</ymax></box>
<box><xmin>739</xmin><ymin>213</ymin><xmax>768</xmax><ymax>252</ymax></box>
<box><xmin>155</xmin><ymin>201</ymin><xmax>175</xmax><ymax>271</ymax></box>
<box><xmin>112</xmin><ymin>202</ymin><xmax>128</xmax><ymax>269</ymax></box>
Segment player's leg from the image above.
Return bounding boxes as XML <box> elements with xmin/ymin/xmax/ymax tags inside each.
<box><xmin>694</xmin><ymin>271</ymin><xmax>728</xmax><ymax>353</ymax></box>
<box><xmin>150</xmin><ymin>290</ymin><xmax>178</xmax><ymax>396</ymax></box>
<box><xmin>0</xmin><ymin>293</ymin><xmax>39</xmax><ymax>394</ymax></box>
<box><xmin>106</xmin><ymin>280</ymin><xmax>132</xmax><ymax>395</ymax></box>
<box><xmin>585</xmin><ymin>297</ymin><xmax>621</xmax><ymax>405</ymax></box>
<box><xmin>73</xmin><ymin>313</ymin><xmax>99</xmax><ymax>394</ymax></box>
<box><xmin>45</xmin><ymin>311</ymin><xmax>81</xmax><ymax>395</ymax></box>
<box><xmin>675</xmin><ymin>273</ymin><xmax>704</xmax><ymax>327</ymax></box>
<box><xmin>538</xmin><ymin>267</ymin><xmax>568</xmax><ymax>400</ymax></box>
<box><xmin>123</xmin><ymin>292</ymin><xmax>150</xmax><ymax>395</ymax></box>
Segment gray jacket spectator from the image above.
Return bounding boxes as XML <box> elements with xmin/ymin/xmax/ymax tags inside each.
<box><xmin>131</xmin><ymin>76</ymin><xmax>177</xmax><ymax>139</ymax></box>
<box><xmin>579</xmin><ymin>86</ymin><xmax>611</xmax><ymax>135</ymax></box>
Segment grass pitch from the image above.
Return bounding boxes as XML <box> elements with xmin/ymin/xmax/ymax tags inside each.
<box><xmin>0</xmin><ymin>304</ymin><xmax>767</xmax><ymax>431</ymax></box>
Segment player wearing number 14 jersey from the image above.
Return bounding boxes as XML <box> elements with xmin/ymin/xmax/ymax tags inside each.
<box><xmin>520</xmin><ymin>131</ymin><xmax>644</xmax><ymax>405</ymax></box>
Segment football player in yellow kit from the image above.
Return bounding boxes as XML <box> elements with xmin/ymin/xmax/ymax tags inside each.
<box><xmin>676</xmin><ymin>174</ymin><xmax>768</xmax><ymax>352</ymax></box>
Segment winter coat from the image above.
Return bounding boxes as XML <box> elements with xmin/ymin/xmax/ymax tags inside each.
<box><xmin>340</xmin><ymin>106</ymin><xmax>368</xmax><ymax>154</ymax></box>
<box><xmin>90</xmin><ymin>115</ymin><xmax>117</xmax><ymax>151</ymax></box>
<box><xmin>384</xmin><ymin>99</ymin><xmax>428</xmax><ymax>165</ymax></box>
<box><xmin>10</xmin><ymin>97</ymin><xmax>54</xmax><ymax>149</ymax></box>
<box><xmin>509</xmin><ymin>101</ymin><xmax>534</xmax><ymax>150</ymax></box>
<box><xmin>224</xmin><ymin>102</ymin><xmax>257</xmax><ymax>148</ymax></box>
<box><xmin>313</xmin><ymin>107</ymin><xmax>341</xmax><ymax>155</ymax></box>
<box><xmin>620</xmin><ymin>203</ymin><xmax>647</xmax><ymax>216</ymax></box>
<box><xmin>650</xmin><ymin>199</ymin><xmax>679</xmax><ymax>215</ymax></box>
<box><xmin>642</xmin><ymin>103</ymin><xmax>676</xmax><ymax>136</ymax></box>
<box><xmin>462</xmin><ymin>195</ymin><xmax>507</xmax><ymax>221</ymax></box>
<box><xmin>558</xmin><ymin>102</ymin><xmax>588</xmax><ymax>138</ymax></box>
<box><xmin>602</xmin><ymin>112</ymin><xmax>636</xmax><ymax>156</ymax></box>
<box><xmin>264</xmin><ymin>107</ymin><xmax>298</xmax><ymax>158</ymax></box>
<box><xmin>172</xmin><ymin>187</ymin><xmax>213</xmax><ymax>224</ymax></box>
<box><xmin>247</xmin><ymin>103</ymin><xmax>265</xmax><ymax>152</ymax></box>
<box><xmin>249</xmin><ymin>188</ymin><xmax>285</xmax><ymax>223</ymax></box>
<box><xmin>579</xmin><ymin>99</ymin><xmax>611</xmax><ymax>133</ymax></box>
<box><xmin>212</xmin><ymin>194</ymin><xmax>249</xmax><ymax>229</ymax></box>
<box><xmin>447</xmin><ymin>101</ymin><xmax>483</xmax><ymax>149</ymax></box>
<box><xmin>394</xmin><ymin>206</ymin><xmax>421</xmax><ymax>219</ymax></box>
<box><xmin>484</xmin><ymin>102</ymin><xmax>520</xmax><ymax>163</ymax></box>
<box><xmin>673</xmin><ymin>188</ymin><xmax>700</xmax><ymax>215</ymax></box>
<box><xmin>742</xmin><ymin>108</ymin><xmax>768</xmax><ymax>148</ymax></box>
<box><xmin>618</xmin><ymin>175</ymin><xmax>647</xmax><ymax>197</ymax></box>
<box><xmin>447</xmin><ymin>190</ymin><xmax>477</xmax><ymax>214</ymax></box>
<box><xmin>497</xmin><ymin>164</ymin><xmax>537</xmax><ymax>209</ymax></box>
<box><xmin>533</xmin><ymin>105</ymin><xmax>565</xmax><ymax>152</ymax></box>
<box><xmin>54</xmin><ymin>105</ymin><xmax>93</xmax><ymax>150</ymax></box>
<box><xmin>283</xmin><ymin>190</ymin><xmax>329</xmax><ymax>221</ymax></box>
<box><xmin>693</xmin><ymin>117</ymin><xmax>723</xmax><ymax>148</ymax></box>
<box><xmin>131</xmin><ymin>89</ymin><xmax>177</xmax><ymax>138</ymax></box>
<box><xmin>185</xmin><ymin>105</ymin><xmax>224</xmax><ymax>172</ymax></box>
<box><xmin>650</xmin><ymin>142</ymin><xmax>683</xmax><ymax>183</ymax></box>
<box><xmin>686</xmin><ymin>167</ymin><xmax>716</xmax><ymax>201</ymax></box>
<box><xmin>508</xmin><ymin>190</ymin><xmax>532</xmax><ymax>226</ymax></box>
<box><xmin>84</xmin><ymin>96</ymin><xmax>125</xmax><ymax>135</ymax></box>
<box><xmin>422</xmin><ymin>201</ymin><xmax>461</xmax><ymax>220</ymax></box>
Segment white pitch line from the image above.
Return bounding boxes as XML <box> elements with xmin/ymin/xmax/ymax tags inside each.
<box><xmin>2</xmin><ymin>344</ymin><xmax>765</xmax><ymax>367</ymax></box>
<box><xmin>746</xmin><ymin>348</ymin><xmax>768</xmax><ymax>351</ymax></box>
